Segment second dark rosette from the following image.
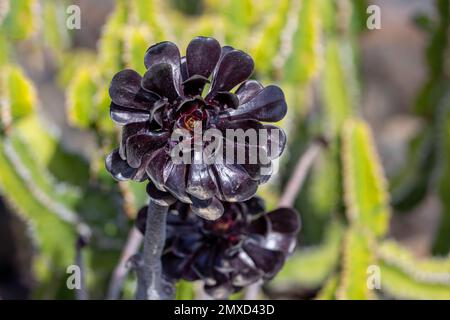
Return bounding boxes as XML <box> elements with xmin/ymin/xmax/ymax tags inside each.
<box><xmin>137</xmin><ymin>197</ymin><xmax>300</xmax><ymax>299</ymax></box>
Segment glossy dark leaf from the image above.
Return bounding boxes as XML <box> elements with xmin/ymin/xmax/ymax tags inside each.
<box><xmin>267</xmin><ymin>208</ymin><xmax>300</xmax><ymax>234</ymax></box>
<box><xmin>120</xmin><ymin>121</ymin><xmax>148</xmax><ymax>159</ymax></box>
<box><xmin>243</xmin><ymin>242</ymin><xmax>285</xmax><ymax>278</ymax></box>
<box><xmin>243</xmin><ymin>197</ymin><xmax>265</xmax><ymax>215</ymax></box>
<box><xmin>105</xmin><ymin>149</ymin><xmax>143</xmax><ymax>181</ymax></box>
<box><xmin>146</xmin><ymin>148</ymin><xmax>169</xmax><ymax>190</ymax></box>
<box><xmin>216</xmin><ymin>118</ymin><xmax>263</xmax><ymax>131</ymax></box>
<box><xmin>110</xmin><ymin>103</ymin><xmax>150</xmax><ymax>125</ymax></box>
<box><xmin>235</xmin><ymin>80</ymin><xmax>263</xmax><ymax>105</ymax></box>
<box><xmin>262</xmin><ymin>232</ymin><xmax>296</xmax><ymax>254</ymax></box>
<box><xmin>191</xmin><ymin>246</ymin><xmax>217</xmax><ymax>280</ymax></box>
<box><xmin>144</xmin><ymin>41</ymin><xmax>181</xmax><ymax>69</ymax></box>
<box><xmin>142</xmin><ymin>63</ymin><xmax>179</xmax><ymax>102</ymax></box>
<box><xmin>207</xmin><ymin>50</ymin><xmax>254</xmax><ymax>100</ymax></box>
<box><xmin>264</xmin><ymin>124</ymin><xmax>286</xmax><ymax>159</ymax></box>
<box><xmin>205</xmin><ymin>277</ymin><xmax>234</xmax><ymax>299</ymax></box>
<box><xmin>109</xmin><ymin>69</ymin><xmax>147</xmax><ymax>109</ymax></box>
<box><xmin>262</xmin><ymin>208</ymin><xmax>299</xmax><ymax>253</ymax></box>
<box><xmin>146</xmin><ymin>183</ymin><xmax>177</xmax><ymax>206</ymax></box>
<box><xmin>186</xmin><ymin>36</ymin><xmax>221</xmax><ymax>78</ymax></box>
<box><xmin>182</xmin><ymin>75</ymin><xmax>210</xmax><ymax>96</ymax></box>
<box><xmin>209</xmin><ymin>45</ymin><xmax>235</xmax><ymax>82</ymax></box>
<box><xmin>186</xmin><ymin>162</ymin><xmax>218</xmax><ymax>200</ymax></box>
<box><xmin>164</xmin><ymin>160</ymin><xmax>191</xmax><ymax>203</ymax></box>
<box><xmin>222</xmin><ymin>85</ymin><xmax>287</xmax><ymax>122</ymax></box>
<box><xmin>229</xmin><ymin>254</ymin><xmax>263</xmax><ymax>287</ymax></box>
<box><xmin>242</xmin><ymin>162</ymin><xmax>272</xmax><ymax>182</ymax></box>
<box><xmin>247</xmin><ymin>215</ymin><xmax>269</xmax><ymax>236</ymax></box>
<box><xmin>180</xmin><ymin>56</ymin><xmax>189</xmax><ymax>81</ymax></box>
<box><xmin>125</xmin><ymin>131</ymin><xmax>170</xmax><ymax>168</ymax></box>
<box><xmin>166</xmin><ymin>212</ymin><xmax>199</xmax><ymax>240</ymax></box>
<box><xmin>162</xmin><ymin>252</ymin><xmax>191</xmax><ymax>280</ymax></box>
<box><xmin>211</xmin><ymin>164</ymin><xmax>258</xmax><ymax>202</ymax></box>
<box><xmin>214</xmin><ymin>91</ymin><xmax>239</xmax><ymax>109</ymax></box>
<box><xmin>149</xmin><ymin>99</ymin><xmax>168</xmax><ymax>126</ymax></box>
<box><xmin>191</xmin><ymin>197</ymin><xmax>224</xmax><ymax>220</ymax></box>
<box><xmin>144</xmin><ymin>41</ymin><xmax>183</xmax><ymax>96</ymax></box>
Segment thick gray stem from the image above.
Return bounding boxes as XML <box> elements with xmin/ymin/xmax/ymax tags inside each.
<box><xmin>135</xmin><ymin>200</ymin><xmax>173</xmax><ymax>300</ymax></box>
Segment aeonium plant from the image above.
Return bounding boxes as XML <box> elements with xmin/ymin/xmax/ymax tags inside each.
<box><xmin>105</xmin><ymin>36</ymin><xmax>297</xmax><ymax>300</ymax></box>
<box><xmin>106</xmin><ymin>36</ymin><xmax>288</xmax><ymax>220</ymax></box>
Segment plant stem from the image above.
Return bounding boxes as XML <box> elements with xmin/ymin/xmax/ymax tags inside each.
<box><xmin>243</xmin><ymin>280</ymin><xmax>263</xmax><ymax>300</ymax></box>
<box><xmin>106</xmin><ymin>227</ymin><xmax>143</xmax><ymax>300</ymax></box>
<box><xmin>278</xmin><ymin>139</ymin><xmax>325</xmax><ymax>207</ymax></box>
<box><xmin>135</xmin><ymin>200</ymin><xmax>173</xmax><ymax>300</ymax></box>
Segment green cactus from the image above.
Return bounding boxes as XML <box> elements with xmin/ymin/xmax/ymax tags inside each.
<box><xmin>379</xmin><ymin>241</ymin><xmax>450</xmax><ymax>299</ymax></box>
<box><xmin>342</xmin><ymin>119</ymin><xmax>391</xmax><ymax>238</ymax></box>
<box><xmin>336</xmin><ymin>227</ymin><xmax>376</xmax><ymax>300</ymax></box>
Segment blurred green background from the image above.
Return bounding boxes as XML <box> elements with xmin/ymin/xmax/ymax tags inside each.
<box><xmin>0</xmin><ymin>0</ymin><xmax>449</xmax><ymax>300</ymax></box>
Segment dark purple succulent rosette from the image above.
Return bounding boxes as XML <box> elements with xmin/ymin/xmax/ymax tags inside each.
<box><xmin>136</xmin><ymin>197</ymin><xmax>300</xmax><ymax>299</ymax></box>
<box><xmin>106</xmin><ymin>37</ymin><xmax>288</xmax><ymax>220</ymax></box>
